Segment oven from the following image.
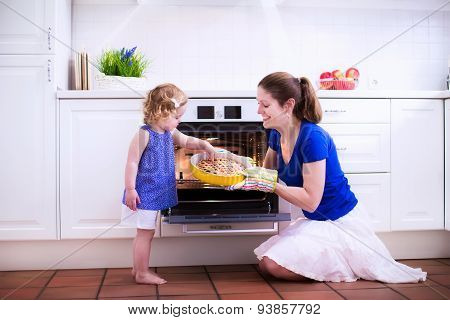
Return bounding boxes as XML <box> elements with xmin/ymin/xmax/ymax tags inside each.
<box><xmin>160</xmin><ymin>98</ymin><xmax>291</xmax><ymax>237</ymax></box>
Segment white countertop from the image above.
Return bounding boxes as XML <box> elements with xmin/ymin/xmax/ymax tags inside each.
<box><xmin>56</xmin><ymin>89</ymin><xmax>450</xmax><ymax>99</ymax></box>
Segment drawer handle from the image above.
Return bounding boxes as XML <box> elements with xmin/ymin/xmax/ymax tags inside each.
<box><xmin>325</xmin><ymin>109</ymin><xmax>347</xmax><ymax>113</ymax></box>
<box><xmin>336</xmin><ymin>147</ymin><xmax>347</xmax><ymax>151</ymax></box>
<box><xmin>47</xmin><ymin>27</ymin><xmax>52</xmax><ymax>51</ymax></box>
<box><xmin>182</xmin><ymin>223</ymin><xmax>278</xmax><ymax>234</ymax></box>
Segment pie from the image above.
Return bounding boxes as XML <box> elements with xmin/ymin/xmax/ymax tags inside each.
<box><xmin>196</xmin><ymin>158</ymin><xmax>244</xmax><ymax>176</ymax></box>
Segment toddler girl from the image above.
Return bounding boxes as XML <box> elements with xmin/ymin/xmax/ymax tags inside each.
<box><xmin>121</xmin><ymin>83</ymin><xmax>216</xmax><ymax>285</ymax></box>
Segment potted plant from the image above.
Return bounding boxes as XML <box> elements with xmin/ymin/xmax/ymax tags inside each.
<box><xmin>95</xmin><ymin>46</ymin><xmax>150</xmax><ymax>90</ymax></box>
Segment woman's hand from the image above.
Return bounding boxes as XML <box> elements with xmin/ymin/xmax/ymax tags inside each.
<box><xmin>227</xmin><ymin>167</ymin><xmax>278</xmax><ymax>192</ymax></box>
<box><xmin>125</xmin><ymin>189</ymin><xmax>141</xmax><ymax>211</ymax></box>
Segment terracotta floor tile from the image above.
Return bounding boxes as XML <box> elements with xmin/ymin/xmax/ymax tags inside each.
<box><xmin>103</xmin><ymin>273</ymin><xmax>136</xmax><ymax>286</ymax></box>
<box><xmin>420</xmin><ymin>265</ymin><xmax>450</xmax><ymax>275</ymax></box>
<box><xmin>220</xmin><ymin>292</ymin><xmax>281</xmax><ymax>300</ymax></box>
<box><xmin>47</xmin><ymin>275</ymin><xmax>103</xmax><ymax>288</ymax></box>
<box><xmin>39</xmin><ymin>286</ymin><xmax>98</xmax><ymax>299</ymax></box>
<box><xmin>0</xmin><ymin>287</ymin><xmax>42</xmax><ymax>300</ymax></box>
<box><xmin>270</xmin><ymin>281</ymin><xmax>331</xmax><ymax>292</ymax></box>
<box><xmin>158</xmin><ymin>282</ymin><xmax>215</xmax><ymax>296</ymax></box>
<box><xmin>394</xmin><ymin>286</ymin><xmax>449</xmax><ymax>300</ymax></box>
<box><xmin>0</xmin><ymin>276</ymin><xmax>50</xmax><ymax>288</ymax></box>
<box><xmin>0</xmin><ymin>270</ymin><xmax>55</xmax><ymax>278</ymax></box>
<box><xmin>209</xmin><ymin>271</ymin><xmax>263</xmax><ymax>282</ymax></box>
<box><xmin>385</xmin><ymin>279</ymin><xmax>440</xmax><ymax>288</ymax></box>
<box><xmin>157</xmin><ymin>266</ymin><xmax>205</xmax><ymax>274</ymax></box>
<box><xmin>428</xmin><ymin>274</ymin><xmax>450</xmax><ymax>286</ymax></box>
<box><xmin>55</xmin><ymin>269</ymin><xmax>105</xmax><ymax>277</ymax></box>
<box><xmin>214</xmin><ymin>281</ymin><xmax>275</xmax><ymax>295</ymax></box>
<box><xmin>162</xmin><ymin>273</ymin><xmax>210</xmax><ymax>283</ymax></box>
<box><xmin>98</xmin><ymin>284</ymin><xmax>156</xmax><ymax>298</ymax></box>
<box><xmin>399</xmin><ymin>259</ymin><xmax>446</xmax><ymax>267</ymax></box>
<box><xmin>99</xmin><ymin>296</ymin><xmax>157</xmax><ymax>300</ymax></box>
<box><xmin>206</xmin><ymin>265</ymin><xmax>255</xmax><ymax>273</ymax></box>
<box><xmin>327</xmin><ymin>280</ymin><xmax>386</xmax><ymax>290</ymax></box>
<box><xmin>338</xmin><ymin>288</ymin><xmax>406</xmax><ymax>300</ymax></box>
<box><xmin>280</xmin><ymin>291</ymin><xmax>344</xmax><ymax>300</ymax></box>
<box><xmin>436</xmin><ymin>259</ymin><xmax>450</xmax><ymax>266</ymax></box>
<box><xmin>160</xmin><ymin>294</ymin><xmax>219</xmax><ymax>300</ymax></box>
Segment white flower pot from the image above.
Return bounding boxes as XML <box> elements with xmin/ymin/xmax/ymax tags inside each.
<box><xmin>94</xmin><ymin>72</ymin><xmax>148</xmax><ymax>90</ymax></box>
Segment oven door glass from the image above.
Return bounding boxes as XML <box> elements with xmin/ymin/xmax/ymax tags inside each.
<box><xmin>166</xmin><ymin>122</ymin><xmax>290</xmax><ymax>224</ymax></box>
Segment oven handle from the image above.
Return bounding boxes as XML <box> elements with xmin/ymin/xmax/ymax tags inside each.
<box><xmin>182</xmin><ymin>222</ymin><xmax>278</xmax><ymax>234</ymax></box>
<box><xmin>178</xmin><ymin>198</ymin><xmax>267</xmax><ymax>203</ymax></box>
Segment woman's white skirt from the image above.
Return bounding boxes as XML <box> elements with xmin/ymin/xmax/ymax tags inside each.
<box><xmin>254</xmin><ymin>206</ymin><xmax>427</xmax><ymax>283</ymax></box>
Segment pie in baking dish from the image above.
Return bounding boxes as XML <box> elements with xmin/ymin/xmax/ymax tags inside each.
<box><xmin>196</xmin><ymin>158</ymin><xmax>244</xmax><ymax>176</ymax></box>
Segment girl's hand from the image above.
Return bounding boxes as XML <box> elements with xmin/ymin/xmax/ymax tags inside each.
<box><xmin>204</xmin><ymin>142</ymin><xmax>217</xmax><ymax>161</ymax></box>
<box><xmin>125</xmin><ymin>189</ymin><xmax>141</xmax><ymax>211</ymax></box>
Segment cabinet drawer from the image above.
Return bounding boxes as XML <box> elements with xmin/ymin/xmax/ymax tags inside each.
<box><xmin>320</xmin><ymin>99</ymin><xmax>390</xmax><ymax>123</ymax></box>
<box><xmin>347</xmin><ymin>173</ymin><xmax>390</xmax><ymax>232</ymax></box>
<box><xmin>319</xmin><ymin>124</ymin><xmax>390</xmax><ymax>173</ymax></box>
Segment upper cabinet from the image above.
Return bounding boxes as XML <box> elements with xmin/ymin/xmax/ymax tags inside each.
<box><xmin>0</xmin><ymin>0</ymin><xmax>71</xmax><ymax>55</ymax></box>
<box><xmin>391</xmin><ymin>99</ymin><xmax>445</xmax><ymax>231</ymax></box>
<box><xmin>0</xmin><ymin>0</ymin><xmax>55</xmax><ymax>54</ymax></box>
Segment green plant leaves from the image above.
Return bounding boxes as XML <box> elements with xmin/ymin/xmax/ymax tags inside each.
<box><xmin>97</xmin><ymin>47</ymin><xmax>149</xmax><ymax>78</ymax></box>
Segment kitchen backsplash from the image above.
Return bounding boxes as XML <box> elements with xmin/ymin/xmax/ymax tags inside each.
<box><xmin>72</xmin><ymin>4</ymin><xmax>450</xmax><ymax>90</ymax></box>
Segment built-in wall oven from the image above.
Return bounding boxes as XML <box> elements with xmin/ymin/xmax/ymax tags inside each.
<box><xmin>160</xmin><ymin>98</ymin><xmax>291</xmax><ymax>237</ymax></box>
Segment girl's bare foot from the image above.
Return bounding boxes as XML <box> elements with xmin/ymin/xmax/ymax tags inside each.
<box><xmin>135</xmin><ymin>271</ymin><xmax>167</xmax><ymax>285</ymax></box>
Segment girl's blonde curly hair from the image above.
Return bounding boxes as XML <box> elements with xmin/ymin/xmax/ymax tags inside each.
<box><xmin>143</xmin><ymin>83</ymin><xmax>188</xmax><ymax>125</ymax></box>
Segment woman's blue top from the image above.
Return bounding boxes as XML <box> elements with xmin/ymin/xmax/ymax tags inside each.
<box><xmin>269</xmin><ymin>120</ymin><xmax>357</xmax><ymax>221</ymax></box>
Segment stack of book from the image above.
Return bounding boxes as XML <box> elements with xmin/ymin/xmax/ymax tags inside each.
<box><xmin>74</xmin><ymin>51</ymin><xmax>91</xmax><ymax>90</ymax></box>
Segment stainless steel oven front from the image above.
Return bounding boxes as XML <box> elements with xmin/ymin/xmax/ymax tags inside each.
<box><xmin>160</xmin><ymin>98</ymin><xmax>291</xmax><ymax>237</ymax></box>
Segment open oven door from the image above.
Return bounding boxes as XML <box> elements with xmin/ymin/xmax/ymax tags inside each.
<box><xmin>160</xmin><ymin>188</ymin><xmax>291</xmax><ymax>237</ymax></box>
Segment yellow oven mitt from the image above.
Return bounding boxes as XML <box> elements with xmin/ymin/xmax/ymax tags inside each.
<box><xmin>227</xmin><ymin>167</ymin><xmax>278</xmax><ymax>193</ymax></box>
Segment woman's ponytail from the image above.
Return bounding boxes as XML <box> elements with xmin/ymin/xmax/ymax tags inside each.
<box><xmin>297</xmin><ymin>77</ymin><xmax>322</xmax><ymax>124</ymax></box>
<box><xmin>258</xmin><ymin>72</ymin><xmax>322</xmax><ymax>124</ymax></box>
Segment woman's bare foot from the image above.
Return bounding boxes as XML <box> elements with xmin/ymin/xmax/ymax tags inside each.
<box><xmin>135</xmin><ymin>271</ymin><xmax>167</xmax><ymax>285</ymax></box>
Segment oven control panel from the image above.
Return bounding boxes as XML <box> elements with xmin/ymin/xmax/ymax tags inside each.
<box><xmin>183</xmin><ymin>98</ymin><xmax>260</xmax><ymax>122</ymax></box>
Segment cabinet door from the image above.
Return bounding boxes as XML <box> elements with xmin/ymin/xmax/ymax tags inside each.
<box><xmin>446</xmin><ymin>99</ymin><xmax>450</xmax><ymax>231</ymax></box>
<box><xmin>319</xmin><ymin>124</ymin><xmax>390</xmax><ymax>173</ymax></box>
<box><xmin>391</xmin><ymin>99</ymin><xmax>444</xmax><ymax>230</ymax></box>
<box><xmin>0</xmin><ymin>0</ymin><xmax>55</xmax><ymax>54</ymax></box>
<box><xmin>60</xmin><ymin>99</ymin><xmax>146</xmax><ymax>239</ymax></box>
<box><xmin>0</xmin><ymin>56</ymin><xmax>56</xmax><ymax>240</ymax></box>
<box><xmin>346</xmin><ymin>174</ymin><xmax>390</xmax><ymax>232</ymax></box>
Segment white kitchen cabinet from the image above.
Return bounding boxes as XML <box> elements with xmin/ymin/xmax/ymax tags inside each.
<box><xmin>445</xmin><ymin>99</ymin><xmax>450</xmax><ymax>231</ymax></box>
<box><xmin>59</xmin><ymin>99</ymin><xmax>152</xmax><ymax>239</ymax></box>
<box><xmin>320</xmin><ymin>99</ymin><xmax>390</xmax><ymax>124</ymax></box>
<box><xmin>0</xmin><ymin>55</ymin><xmax>57</xmax><ymax>240</ymax></box>
<box><xmin>0</xmin><ymin>0</ymin><xmax>56</xmax><ymax>54</ymax></box>
<box><xmin>391</xmin><ymin>99</ymin><xmax>444</xmax><ymax>231</ymax></box>
<box><xmin>319</xmin><ymin>124</ymin><xmax>390</xmax><ymax>173</ymax></box>
<box><xmin>347</xmin><ymin>173</ymin><xmax>390</xmax><ymax>232</ymax></box>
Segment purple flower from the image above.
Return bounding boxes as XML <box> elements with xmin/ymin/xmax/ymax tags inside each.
<box><xmin>121</xmin><ymin>46</ymin><xmax>137</xmax><ymax>62</ymax></box>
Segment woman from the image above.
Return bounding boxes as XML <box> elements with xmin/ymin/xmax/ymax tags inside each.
<box><xmin>230</xmin><ymin>72</ymin><xmax>426</xmax><ymax>283</ymax></box>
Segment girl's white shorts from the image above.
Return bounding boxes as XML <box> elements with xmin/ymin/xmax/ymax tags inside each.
<box><xmin>120</xmin><ymin>204</ymin><xmax>158</xmax><ymax>230</ymax></box>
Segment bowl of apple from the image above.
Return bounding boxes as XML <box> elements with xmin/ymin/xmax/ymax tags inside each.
<box><xmin>318</xmin><ymin>68</ymin><xmax>359</xmax><ymax>90</ymax></box>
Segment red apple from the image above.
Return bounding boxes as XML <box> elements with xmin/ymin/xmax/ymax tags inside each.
<box><xmin>345</xmin><ymin>67</ymin><xmax>360</xmax><ymax>80</ymax></box>
<box><xmin>331</xmin><ymin>69</ymin><xmax>344</xmax><ymax>79</ymax></box>
<box><xmin>320</xmin><ymin>71</ymin><xmax>332</xmax><ymax>79</ymax></box>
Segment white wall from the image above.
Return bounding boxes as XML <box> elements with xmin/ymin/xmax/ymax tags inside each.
<box><xmin>72</xmin><ymin>2</ymin><xmax>450</xmax><ymax>90</ymax></box>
